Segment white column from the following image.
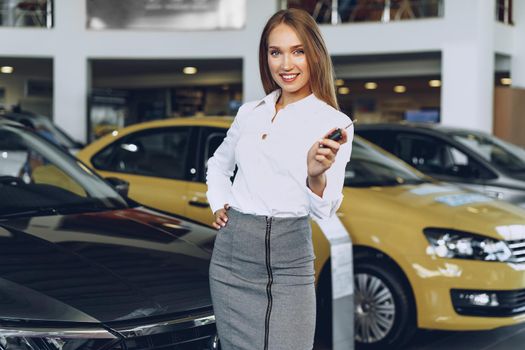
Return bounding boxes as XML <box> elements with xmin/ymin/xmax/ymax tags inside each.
<box><xmin>511</xmin><ymin>0</ymin><xmax>525</xmax><ymax>88</ymax></box>
<box><xmin>441</xmin><ymin>0</ymin><xmax>495</xmax><ymax>132</ymax></box>
<box><xmin>242</xmin><ymin>1</ymin><xmax>279</xmax><ymax>102</ymax></box>
<box><xmin>52</xmin><ymin>0</ymin><xmax>88</xmax><ymax>143</ymax></box>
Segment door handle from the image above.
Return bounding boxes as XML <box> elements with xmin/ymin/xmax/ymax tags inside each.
<box><xmin>189</xmin><ymin>200</ymin><xmax>210</xmax><ymax>208</ymax></box>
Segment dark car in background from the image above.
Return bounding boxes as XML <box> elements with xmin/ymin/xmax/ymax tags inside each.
<box><xmin>0</xmin><ymin>120</ymin><xmax>219</xmax><ymax>350</ymax></box>
<box><xmin>0</xmin><ymin>111</ymin><xmax>84</xmax><ymax>152</ymax></box>
<box><xmin>356</xmin><ymin>123</ymin><xmax>525</xmax><ymax>208</ymax></box>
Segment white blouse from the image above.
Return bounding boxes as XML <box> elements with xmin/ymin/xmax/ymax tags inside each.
<box><xmin>206</xmin><ymin>90</ymin><xmax>354</xmax><ymax>220</ymax></box>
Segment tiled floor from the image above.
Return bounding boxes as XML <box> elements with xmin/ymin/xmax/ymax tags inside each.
<box><xmin>314</xmin><ymin>323</ymin><xmax>525</xmax><ymax>350</ymax></box>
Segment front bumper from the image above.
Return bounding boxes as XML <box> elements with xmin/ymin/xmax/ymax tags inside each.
<box><xmin>407</xmin><ymin>258</ymin><xmax>525</xmax><ymax>330</ymax></box>
<box><xmin>451</xmin><ymin>288</ymin><xmax>525</xmax><ymax>317</ymax></box>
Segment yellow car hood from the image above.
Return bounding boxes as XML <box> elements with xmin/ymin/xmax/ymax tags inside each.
<box><xmin>341</xmin><ymin>182</ymin><xmax>525</xmax><ymax>241</ymax></box>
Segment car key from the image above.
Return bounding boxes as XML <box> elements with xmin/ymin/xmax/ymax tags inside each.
<box><xmin>320</xmin><ymin>120</ymin><xmax>356</xmax><ymax>147</ymax></box>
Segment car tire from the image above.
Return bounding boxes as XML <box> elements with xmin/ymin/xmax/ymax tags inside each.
<box><xmin>315</xmin><ymin>259</ymin><xmax>416</xmax><ymax>350</ymax></box>
<box><xmin>354</xmin><ymin>260</ymin><xmax>416</xmax><ymax>350</ymax></box>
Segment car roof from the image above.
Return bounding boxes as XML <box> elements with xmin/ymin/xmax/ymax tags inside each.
<box><xmin>354</xmin><ymin>121</ymin><xmax>485</xmax><ymax>136</ymax></box>
<box><xmin>109</xmin><ymin>116</ymin><xmax>234</xmax><ymax>135</ymax></box>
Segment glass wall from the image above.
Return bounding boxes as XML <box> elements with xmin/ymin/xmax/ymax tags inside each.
<box><xmin>0</xmin><ymin>0</ymin><xmax>53</xmax><ymax>28</ymax></box>
<box><xmin>87</xmin><ymin>0</ymin><xmax>246</xmax><ymax>30</ymax></box>
<box><xmin>285</xmin><ymin>0</ymin><xmax>443</xmax><ymax>24</ymax></box>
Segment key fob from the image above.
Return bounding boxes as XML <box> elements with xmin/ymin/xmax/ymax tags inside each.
<box><xmin>320</xmin><ymin>128</ymin><xmax>343</xmax><ymax>148</ymax></box>
<box><xmin>327</xmin><ymin>128</ymin><xmax>343</xmax><ymax>142</ymax></box>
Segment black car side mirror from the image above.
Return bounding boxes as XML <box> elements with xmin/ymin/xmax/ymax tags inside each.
<box><xmin>105</xmin><ymin>177</ymin><xmax>130</xmax><ymax>197</ymax></box>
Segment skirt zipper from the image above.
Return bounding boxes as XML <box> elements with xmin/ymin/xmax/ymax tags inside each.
<box><xmin>264</xmin><ymin>216</ymin><xmax>273</xmax><ymax>350</ymax></box>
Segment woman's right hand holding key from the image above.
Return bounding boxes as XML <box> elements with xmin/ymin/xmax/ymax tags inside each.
<box><xmin>212</xmin><ymin>203</ymin><xmax>230</xmax><ymax>230</ymax></box>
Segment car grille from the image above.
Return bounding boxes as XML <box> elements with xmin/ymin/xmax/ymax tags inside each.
<box><xmin>108</xmin><ymin>310</ymin><xmax>219</xmax><ymax>350</ymax></box>
<box><xmin>506</xmin><ymin>238</ymin><xmax>525</xmax><ymax>263</ymax></box>
<box><xmin>110</xmin><ymin>323</ymin><xmax>218</xmax><ymax>350</ymax></box>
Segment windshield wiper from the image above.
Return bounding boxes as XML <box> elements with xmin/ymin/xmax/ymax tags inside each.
<box><xmin>0</xmin><ymin>207</ymin><xmax>58</xmax><ymax>219</ymax></box>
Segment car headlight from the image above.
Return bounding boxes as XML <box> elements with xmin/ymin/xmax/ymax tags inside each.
<box><xmin>424</xmin><ymin>228</ymin><xmax>513</xmax><ymax>262</ymax></box>
<box><xmin>0</xmin><ymin>326</ymin><xmax>117</xmax><ymax>350</ymax></box>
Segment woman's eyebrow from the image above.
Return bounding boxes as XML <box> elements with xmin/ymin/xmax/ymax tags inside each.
<box><xmin>268</xmin><ymin>44</ymin><xmax>304</xmax><ymax>49</ymax></box>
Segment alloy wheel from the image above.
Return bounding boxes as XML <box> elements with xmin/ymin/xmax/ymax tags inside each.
<box><xmin>354</xmin><ymin>272</ymin><xmax>396</xmax><ymax>344</ymax></box>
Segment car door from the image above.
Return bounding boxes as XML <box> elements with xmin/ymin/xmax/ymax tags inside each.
<box><xmin>186</xmin><ymin>126</ymin><xmax>228</xmax><ymax>226</ymax></box>
<box><xmin>89</xmin><ymin>126</ymin><xmax>196</xmax><ymax>216</ymax></box>
<box><xmin>393</xmin><ymin>132</ymin><xmax>495</xmax><ymax>193</ymax></box>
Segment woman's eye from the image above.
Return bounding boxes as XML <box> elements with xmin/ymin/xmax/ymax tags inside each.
<box><xmin>294</xmin><ymin>49</ymin><xmax>305</xmax><ymax>55</ymax></box>
<box><xmin>270</xmin><ymin>50</ymin><xmax>280</xmax><ymax>56</ymax></box>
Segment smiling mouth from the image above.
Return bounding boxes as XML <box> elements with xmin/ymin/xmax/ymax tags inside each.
<box><xmin>280</xmin><ymin>73</ymin><xmax>299</xmax><ymax>82</ymax></box>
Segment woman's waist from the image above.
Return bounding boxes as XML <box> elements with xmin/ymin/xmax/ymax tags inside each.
<box><xmin>228</xmin><ymin>198</ymin><xmax>311</xmax><ymax>222</ymax></box>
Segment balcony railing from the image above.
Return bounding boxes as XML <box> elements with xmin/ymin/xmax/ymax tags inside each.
<box><xmin>0</xmin><ymin>0</ymin><xmax>53</xmax><ymax>28</ymax></box>
<box><xmin>284</xmin><ymin>0</ymin><xmax>444</xmax><ymax>25</ymax></box>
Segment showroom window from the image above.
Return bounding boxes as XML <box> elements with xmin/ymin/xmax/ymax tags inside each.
<box><xmin>284</xmin><ymin>0</ymin><xmax>444</xmax><ymax>24</ymax></box>
<box><xmin>0</xmin><ymin>0</ymin><xmax>53</xmax><ymax>28</ymax></box>
<box><xmin>89</xmin><ymin>58</ymin><xmax>242</xmax><ymax>141</ymax></box>
<box><xmin>332</xmin><ymin>52</ymin><xmax>441</xmax><ymax>124</ymax></box>
<box><xmin>92</xmin><ymin>127</ymin><xmax>191</xmax><ymax>180</ymax></box>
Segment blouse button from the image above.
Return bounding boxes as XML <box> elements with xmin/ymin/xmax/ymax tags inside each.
<box><xmin>261</xmin><ymin>133</ymin><xmax>267</xmax><ymax>140</ymax></box>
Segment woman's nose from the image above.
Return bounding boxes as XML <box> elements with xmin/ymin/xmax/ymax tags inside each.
<box><xmin>281</xmin><ymin>54</ymin><xmax>293</xmax><ymax>70</ymax></box>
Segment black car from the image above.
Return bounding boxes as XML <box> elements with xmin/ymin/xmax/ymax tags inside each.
<box><xmin>356</xmin><ymin>122</ymin><xmax>525</xmax><ymax>208</ymax></box>
<box><xmin>0</xmin><ymin>120</ymin><xmax>219</xmax><ymax>350</ymax></box>
<box><xmin>0</xmin><ymin>111</ymin><xmax>84</xmax><ymax>152</ymax></box>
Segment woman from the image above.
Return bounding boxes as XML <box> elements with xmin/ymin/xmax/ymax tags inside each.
<box><xmin>206</xmin><ymin>8</ymin><xmax>353</xmax><ymax>350</ymax></box>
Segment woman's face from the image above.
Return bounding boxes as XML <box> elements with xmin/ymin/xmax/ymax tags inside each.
<box><xmin>267</xmin><ymin>23</ymin><xmax>311</xmax><ymax>100</ymax></box>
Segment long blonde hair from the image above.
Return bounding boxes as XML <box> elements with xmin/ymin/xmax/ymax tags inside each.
<box><xmin>258</xmin><ymin>8</ymin><xmax>339</xmax><ymax>110</ymax></box>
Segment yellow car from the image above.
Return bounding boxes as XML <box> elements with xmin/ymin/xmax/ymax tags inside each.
<box><xmin>78</xmin><ymin>117</ymin><xmax>525</xmax><ymax>349</ymax></box>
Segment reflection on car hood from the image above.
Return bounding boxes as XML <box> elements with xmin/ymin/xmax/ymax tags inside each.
<box><xmin>0</xmin><ymin>207</ymin><xmax>216</xmax><ymax>323</ymax></box>
<box><xmin>342</xmin><ymin>182</ymin><xmax>525</xmax><ymax>241</ymax></box>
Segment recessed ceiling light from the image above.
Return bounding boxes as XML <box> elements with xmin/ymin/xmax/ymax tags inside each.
<box><xmin>338</xmin><ymin>87</ymin><xmax>350</xmax><ymax>95</ymax></box>
<box><xmin>364</xmin><ymin>82</ymin><xmax>377</xmax><ymax>90</ymax></box>
<box><xmin>335</xmin><ymin>79</ymin><xmax>344</xmax><ymax>86</ymax></box>
<box><xmin>501</xmin><ymin>77</ymin><xmax>512</xmax><ymax>85</ymax></box>
<box><xmin>428</xmin><ymin>79</ymin><xmax>441</xmax><ymax>87</ymax></box>
<box><xmin>1</xmin><ymin>66</ymin><xmax>14</xmax><ymax>74</ymax></box>
<box><xmin>183</xmin><ymin>66</ymin><xmax>198</xmax><ymax>75</ymax></box>
<box><xmin>393</xmin><ymin>85</ymin><xmax>406</xmax><ymax>93</ymax></box>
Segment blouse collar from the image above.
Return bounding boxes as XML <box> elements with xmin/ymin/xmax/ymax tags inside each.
<box><xmin>255</xmin><ymin>89</ymin><xmax>321</xmax><ymax>111</ymax></box>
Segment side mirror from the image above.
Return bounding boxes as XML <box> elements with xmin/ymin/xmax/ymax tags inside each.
<box><xmin>106</xmin><ymin>177</ymin><xmax>130</xmax><ymax>197</ymax></box>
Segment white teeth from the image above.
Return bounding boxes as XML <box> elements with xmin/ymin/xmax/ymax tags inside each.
<box><xmin>282</xmin><ymin>74</ymin><xmax>298</xmax><ymax>80</ymax></box>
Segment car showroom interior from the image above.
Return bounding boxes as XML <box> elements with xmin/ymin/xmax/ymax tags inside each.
<box><xmin>1</xmin><ymin>0</ymin><xmax>525</xmax><ymax>349</ymax></box>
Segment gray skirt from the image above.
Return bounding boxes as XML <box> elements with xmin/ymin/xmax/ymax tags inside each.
<box><xmin>209</xmin><ymin>208</ymin><xmax>316</xmax><ymax>350</ymax></box>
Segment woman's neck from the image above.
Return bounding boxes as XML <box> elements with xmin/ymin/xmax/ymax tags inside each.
<box><xmin>277</xmin><ymin>88</ymin><xmax>312</xmax><ymax>109</ymax></box>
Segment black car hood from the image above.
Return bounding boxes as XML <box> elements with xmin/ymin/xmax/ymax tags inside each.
<box><xmin>0</xmin><ymin>207</ymin><xmax>216</xmax><ymax>323</ymax></box>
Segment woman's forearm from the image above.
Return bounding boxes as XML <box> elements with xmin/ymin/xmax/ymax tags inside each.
<box><xmin>307</xmin><ymin>173</ymin><xmax>327</xmax><ymax>198</ymax></box>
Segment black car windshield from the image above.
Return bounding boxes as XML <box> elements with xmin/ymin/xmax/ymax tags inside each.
<box><xmin>0</xmin><ymin>125</ymin><xmax>128</xmax><ymax>218</ymax></box>
<box><xmin>345</xmin><ymin>139</ymin><xmax>428</xmax><ymax>187</ymax></box>
<box><xmin>450</xmin><ymin>131</ymin><xmax>525</xmax><ymax>173</ymax></box>
<box><xmin>4</xmin><ymin>113</ymin><xmax>79</xmax><ymax>150</ymax></box>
